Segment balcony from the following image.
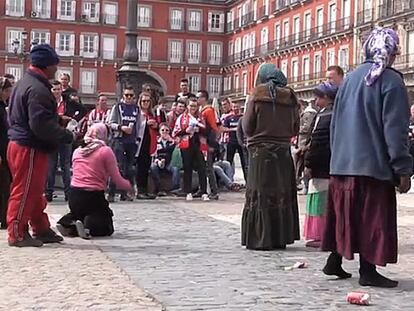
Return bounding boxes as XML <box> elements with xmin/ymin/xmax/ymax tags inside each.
<box><xmin>378</xmin><ymin>1</ymin><xmax>414</xmax><ymax>19</ymax></box>
<box><xmin>208</xmin><ymin>57</ymin><xmax>223</xmax><ymax>66</ymax></box>
<box><xmin>223</xmin><ymin>88</ymin><xmax>244</xmax><ymax>97</ymax></box>
<box><xmin>138</xmin><ymin>17</ymin><xmax>152</xmax><ymax>28</ymax></box>
<box><xmin>259</xmin><ymin>6</ymin><xmax>270</xmax><ymax>19</ymax></box>
<box><xmin>394</xmin><ymin>53</ymin><xmax>414</xmax><ymax>72</ymax></box>
<box><xmin>272</xmin><ymin>0</ymin><xmax>288</xmax><ymax>13</ymax></box>
<box><xmin>288</xmin><ymin>71</ymin><xmax>326</xmax><ymax>90</ymax></box>
<box><xmin>241</xmin><ymin>12</ymin><xmax>255</xmax><ymax>27</ymax></box>
<box><xmin>356</xmin><ymin>9</ymin><xmax>375</xmax><ymax>25</ymax></box>
<box><xmin>225</xmin><ymin>18</ymin><xmax>353</xmax><ymax>66</ymax></box>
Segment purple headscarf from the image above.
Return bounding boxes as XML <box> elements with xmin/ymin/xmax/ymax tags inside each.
<box><xmin>363</xmin><ymin>27</ymin><xmax>400</xmax><ymax>86</ymax></box>
<box><xmin>314</xmin><ymin>81</ymin><xmax>338</xmax><ymax>100</ymax></box>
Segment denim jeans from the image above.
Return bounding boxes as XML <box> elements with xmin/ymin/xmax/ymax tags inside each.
<box><xmin>108</xmin><ymin>140</ymin><xmax>137</xmax><ymax>196</ymax></box>
<box><xmin>46</xmin><ymin>143</ymin><xmax>72</xmax><ymax>196</ymax></box>
<box><xmin>150</xmin><ymin>163</ymin><xmax>180</xmax><ymax>191</ymax></box>
<box><xmin>214</xmin><ymin>161</ymin><xmax>234</xmax><ymax>187</ymax></box>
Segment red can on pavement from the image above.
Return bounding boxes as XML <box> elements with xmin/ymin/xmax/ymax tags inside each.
<box><xmin>346</xmin><ymin>291</ymin><xmax>370</xmax><ymax>305</ymax></box>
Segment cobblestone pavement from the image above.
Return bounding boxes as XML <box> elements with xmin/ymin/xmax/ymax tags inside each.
<box><xmin>0</xmin><ymin>191</ymin><xmax>413</xmax><ymax>310</ymax></box>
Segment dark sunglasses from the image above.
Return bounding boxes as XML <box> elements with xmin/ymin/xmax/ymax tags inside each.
<box><xmin>124</xmin><ymin>93</ymin><xmax>134</xmax><ymax>98</ymax></box>
<box><xmin>141</xmin><ymin>99</ymin><xmax>151</xmax><ymax>103</ymax></box>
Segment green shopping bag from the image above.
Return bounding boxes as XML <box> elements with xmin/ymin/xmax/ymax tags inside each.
<box><xmin>170</xmin><ymin>146</ymin><xmax>183</xmax><ymax>170</ymax></box>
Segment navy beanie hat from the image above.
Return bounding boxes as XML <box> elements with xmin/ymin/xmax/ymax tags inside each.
<box><xmin>30</xmin><ymin>44</ymin><xmax>60</xmax><ymax>68</ymax></box>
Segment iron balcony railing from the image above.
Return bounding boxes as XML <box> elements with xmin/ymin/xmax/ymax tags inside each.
<box><xmin>226</xmin><ymin>17</ymin><xmax>353</xmax><ymax>65</ymax></box>
<box><xmin>378</xmin><ymin>1</ymin><xmax>414</xmax><ymax>19</ymax></box>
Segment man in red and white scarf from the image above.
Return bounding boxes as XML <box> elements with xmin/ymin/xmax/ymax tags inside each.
<box><xmin>88</xmin><ymin>94</ymin><xmax>110</xmax><ymax>127</ymax></box>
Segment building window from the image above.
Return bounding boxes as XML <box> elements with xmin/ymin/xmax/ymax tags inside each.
<box><xmin>32</xmin><ymin>0</ymin><xmax>51</xmax><ymax>18</ymax></box>
<box><xmin>55</xmin><ymin>32</ymin><xmax>75</xmax><ymax>56</ymax></box>
<box><xmin>6</xmin><ymin>0</ymin><xmax>24</xmax><ymax>17</ymax></box>
<box><xmin>242</xmin><ymin>72</ymin><xmax>248</xmax><ymax>96</ymax></box>
<box><xmin>208</xmin><ymin>76</ymin><xmax>222</xmax><ymax>97</ymax></box>
<box><xmin>187</xmin><ymin>41</ymin><xmax>201</xmax><ymax>64</ymax></box>
<box><xmin>5</xmin><ymin>64</ymin><xmax>23</xmax><ymax>81</ymax></box>
<box><xmin>274</xmin><ymin>24</ymin><xmax>281</xmax><ymax>48</ymax></box>
<box><xmin>281</xmin><ymin>60</ymin><xmax>288</xmax><ymax>77</ymax></box>
<box><xmin>31</xmin><ymin>30</ymin><xmax>50</xmax><ymax>45</ymax></box>
<box><xmin>7</xmin><ymin>28</ymin><xmax>23</xmax><ymax>53</ymax></box>
<box><xmin>234</xmin><ymin>74</ymin><xmax>240</xmax><ymax>90</ymax></box>
<box><xmin>343</xmin><ymin>0</ymin><xmax>351</xmax><ymax>27</ymax></box>
<box><xmin>234</xmin><ymin>37</ymin><xmax>241</xmax><ymax>61</ymax></box>
<box><xmin>170</xmin><ymin>9</ymin><xmax>183</xmax><ymax>30</ymax></box>
<box><xmin>291</xmin><ymin>59</ymin><xmax>299</xmax><ymax>82</ymax></box>
<box><xmin>208</xmin><ymin>12</ymin><xmax>224</xmax><ymax>32</ymax></box>
<box><xmin>169</xmin><ymin>40</ymin><xmax>182</xmax><ymax>63</ymax></box>
<box><xmin>138</xmin><ymin>5</ymin><xmax>151</xmax><ymax>27</ymax></box>
<box><xmin>283</xmin><ymin>21</ymin><xmax>289</xmax><ymax>43</ymax></box>
<box><xmin>303</xmin><ymin>56</ymin><xmax>310</xmax><ymax>80</ymax></box>
<box><xmin>58</xmin><ymin>0</ymin><xmax>76</xmax><ymax>21</ymax></box>
<box><xmin>208</xmin><ymin>42</ymin><xmax>222</xmax><ymax>65</ymax></box>
<box><xmin>304</xmin><ymin>13</ymin><xmax>311</xmax><ymax>40</ymax></box>
<box><xmin>137</xmin><ymin>38</ymin><xmax>150</xmax><ymax>62</ymax></box>
<box><xmin>187</xmin><ymin>75</ymin><xmax>201</xmax><ymax>94</ymax></box>
<box><xmin>327</xmin><ymin>49</ymin><xmax>336</xmax><ymax>67</ymax></box>
<box><xmin>242</xmin><ymin>35</ymin><xmax>249</xmax><ymax>58</ymax></box>
<box><xmin>314</xmin><ymin>53</ymin><xmax>322</xmax><ymax>75</ymax></box>
<box><xmin>224</xmin><ymin>75</ymin><xmax>232</xmax><ymax>91</ymax></box>
<box><xmin>82</xmin><ymin>1</ymin><xmax>100</xmax><ymax>23</ymax></box>
<box><xmin>249</xmin><ymin>32</ymin><xmax>255</xmax><ymax>57</ymax></box>
<box><xmin>260</xmin><ymin>27</ymin><xmax>269</xmax><ymax>54</ymax></box>
<box><xmin>80</xmin><ymin>69</ymin><xmax>97</xmax><ymax>94</ymax></box>
<box><xmin>102</xmin><ymin>35</ymin><xmax>116</xmax><ymax>60</ymax></box>
<box><xmin>316</xmin><ymin>8</ymin><xmax>324</xmax><ymax>36</ymax></box>
<box><xmin>228</xmin><ymin>41</ymin><xmax>233</xmax><ymax>57</ymax></box>
<box><xmin>80</xmin><ymin>34</ymin><xmax>99</xmax><ymax>58</ymax></box>
<box><xmin>188</xmin><ymin>10</ymin><xmax>202</xmax><ymax>31</ymax></box>
<box><xmin>328</xmin><ymin>3</ymin><xmax>336</xmax><ymax>33</ymax></box>
<box><xmin>103</xmin><ymin>2</ymin><xmax>117</xmax><ymax>24</ymax></box>
<box><xmin>339</xmin><ymin>47</ymin><xmax>349</xmax><ymax>70</ymax></box>
<box><xmin>293</xmin><ymin>17</ymin><xmax>300</xmax><ymax>44</ymax></box>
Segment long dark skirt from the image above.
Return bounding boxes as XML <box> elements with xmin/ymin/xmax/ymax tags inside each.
<box><xmin>321</xmin><ymin>176</ymin><xmax>397</xmax><ymax>266</ymax></box>
<box><xmin>241</xmin><ymin>143</ymin><xmax>300</xmax><ymax>250</ymax></box>
<box><xmin>57</xmin><ymin>187</ymin><xmax>114</xmax><ymax>237</ymax></box>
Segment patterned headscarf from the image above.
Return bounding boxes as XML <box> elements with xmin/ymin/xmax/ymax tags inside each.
<box><xmin>79</xmin><ymin>123</ymin><xmax>108</xmax><ymax>157</ymax></box>
<box><xmin>363</xmin><ymin>27</ymin><xmax>400</xmax><ymax>86</ymax></box>
<box><xmin>257</xmin><ymin>63</ymin><xmax>288</xmax><ymax>103</ymax></box>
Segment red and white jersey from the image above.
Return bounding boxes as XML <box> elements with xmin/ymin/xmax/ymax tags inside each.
<box><xmin>88</xmin><ymin>108</ymin><xmax>109</xmax><ymax>126</ymax></box>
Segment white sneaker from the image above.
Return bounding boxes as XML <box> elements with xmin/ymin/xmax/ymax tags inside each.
<box><xmin>201</xmin><ymin>194</ymin><xmax>210</xmax><ymax>201</ymax></box>
<box><xmin>186</xmin><ymin>193</ymin><xmax>193</xmax><ymax>201</ymax></box>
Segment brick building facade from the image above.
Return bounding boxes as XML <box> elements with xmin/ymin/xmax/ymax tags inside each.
<box><xmin>0</xmin><ymin>0</ymin><xmax>413</xmax><ymax>105</ymax></box>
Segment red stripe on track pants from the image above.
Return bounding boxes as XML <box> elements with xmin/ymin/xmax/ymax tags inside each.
<box><xmin>7</xmin><ymin>142</ymin><xmax>50</xmax><ymax>242</ymax></box>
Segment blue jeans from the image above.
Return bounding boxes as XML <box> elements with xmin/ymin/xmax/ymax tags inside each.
<box><xmin>150</xmin><ymin>163</ymin><xmax>180</xmax><ymax>191</ymax></box>
<box><xmin>109</xmin><ymin>140</ymin><xmax>137</xmax><ymax>196</ymax></box>
<box><xmin>46</xmin><ymin>143</ymin><xmax>72</xmax><ymax>196</ymax></box>
<box><xmin>214</xmin><ymin>160</ymin><xmax>234</xmax><ymax>188</ymax></box>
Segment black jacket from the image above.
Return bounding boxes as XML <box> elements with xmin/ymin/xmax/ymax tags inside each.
<box><xmin>0</xmin><ymin>100</ymin><xmax>8</xmax><ymax>164</ymax></box>
<box><xmin>8</xmin><ymin>69</ymin><xmax>73</xmax><ymax>153</ymax></box>
<box><xmin>64</xmin><ymin>99</ymin><xmax>87</xmax><ymax>121</ymax></box>
<box><xmin>304</xmin><ymin>105</ymin><xmax>333</xmax><ymax>179</ymax></box>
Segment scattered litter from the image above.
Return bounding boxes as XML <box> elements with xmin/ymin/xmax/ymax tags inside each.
<box><xmin>346</xmin><ymin>291</ymin><xmax>370</xmax><ymax>305</ymax></box>
<box><xmin>283</xmin><ymin>261</ymin><xmax>308</xmax><ymax>271</ymax></box>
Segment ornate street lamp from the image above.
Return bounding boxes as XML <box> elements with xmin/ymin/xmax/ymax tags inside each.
<box><xmin>117</xmin><ymin>0</ymin><xmax>163</xmax><ymax>101</ymax></box>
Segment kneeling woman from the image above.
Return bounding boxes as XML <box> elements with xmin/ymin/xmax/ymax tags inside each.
<box><xmin>57</xmin><ymin>123</ymin><xmax>132</xmax><ymax>239</ymax></box>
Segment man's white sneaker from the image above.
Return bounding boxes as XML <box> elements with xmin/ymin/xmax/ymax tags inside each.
<box><xmin>186</xmin><ymin>193</ymin><xmax>193</xmax><ymax>201</ymax></box>
<box><xmin>201</xmin><ymin>194</ymin><xmax>210</xmax><ymax>201</ymax></box>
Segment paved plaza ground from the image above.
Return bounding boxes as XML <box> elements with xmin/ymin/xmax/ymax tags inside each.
<box><xmin>0</xmin><ymin>189</ymin><xmax>414</xmax><ymax>310</ymax></box>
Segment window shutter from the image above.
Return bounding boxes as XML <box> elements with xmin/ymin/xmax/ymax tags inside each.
<box><xmin>93</xmin><ymin>35</ymin><xmax>99</xmax><ymax>57</ymax></box>
<box><xmin>208</xmin><ymin>12</ymin><xmax>212</xmax><ymax>31</ymax></box>
<box><xmin>95</xmin><ymin>2</ymin><xmax>100</xmax><ymax>20</ymax></box>
<box><xmin>219</xmin><ymin>13</ymin><xmax>225</xmax><ymax>31</ymax></box>
<box><xmin>57</xmin><ymin>0</ymin><xmax>61</xmax><ymax>19</ymax></box>
<box><xmin>70</xmin><ymin>33</ymin><xmax>75</xmax><ymax>55</ymax></box>
<box><xmin>71</xmin><ymin>0</ymin><xmax>76</xmax><ymax>20</ymax></box>
<box><xmin>46</xmin><ymin>32</ymin><xmax>51</xmax><ymax>44</ymax></box>
<box><xmin>55</xmin><ymin>33</ymin><xmax>60</xmax><ymax>52</ymax></box>
<box><xmin>79</xmin><ymin>34</ymin><xmax>84</xmax><ymax>56</ymax></box>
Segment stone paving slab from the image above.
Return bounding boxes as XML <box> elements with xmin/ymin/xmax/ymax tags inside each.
<box><xmin>91</xmin><ymin>196</ymin><xmax>414</xmax><ymax>311</ymax></box>
<box><xmin>0</xmin><ymin>224</ymin><xmax>162</xmax><ymax>311</ymax></box>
